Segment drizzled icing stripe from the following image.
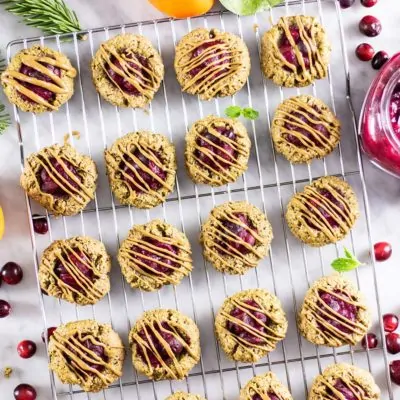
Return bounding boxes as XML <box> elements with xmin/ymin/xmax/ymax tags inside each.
<box><xmin>119</xmin><ymin>229</ymin><xmax>192</xmax><ymax>286</ymax></box>
<box><xmin>242</xmin><ymin>383</ymin><xmax>284</xmax><ymax>400</ymax></box>
<box><xmin>304</xmin><ymin>287</ymin><xmax>367</xmax><ymax>346</ymax></box>
<box><xmin>176</xmin><ymin>38</ymin><xmax>243</xmax><ymax>98</ymax></box>
<box><xmin>132</xmin><ymin>319</ymin><xmax>195</xmax><ymax>380</ymax></box>
<box><xmin>49</xmin><ymin>241</ymin><xmax>103</xmax><ymax>302</ymax></box>
<box><xmin>99</xmin><ymin>43</ymin><xmax>158</xmax><ymax>100</ymax></box>
<box><xmin>292</xmin><ymin>184</ymin><xmax>354</xmax><ymax>241</ymax></box>
<box><xmin>272</xmin><ymin>16</ymin><xmax>327</xmax><ymax>83</ymax></box>
<box><xmin>220</xmin><ymin>298</ymin><xmax>285</xmax><ymax>352</ymax></box>
<box><xmin>52</xmin><ymin>330</ymin><xmax>122</xmax><ymax>385</ymax></box>
<box><xmin>274</xmin><ymin>97</ymin><xmax>339</xmax><ymax>156</ymax></box>
<box><xmin>2</xmin><ymin>54</ymin><xmax>76</xmax><ymax>110</ymax></box>
<box><xmin>321</xmin><ymin>377</ymin><xmax>367</xmax><ymax>400</ymax></box>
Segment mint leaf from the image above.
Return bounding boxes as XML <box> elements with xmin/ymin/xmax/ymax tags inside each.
<box><xmin>220</xmin><ymin>0</ymin><xmax>283</xmax><ymax>16</ymax></box>
<box><xmin>242</xmin><ymin>107</ymin><xmax>259</xmax><ymax>120</ymax></box>
<box><xmin>331</xmin><ymin>247</ymin><xmax>365</xmax><ymax>273</ymax></box>
<box><xmin>225</xmin><ymin>105</ymin><xmax>242</xmax><ymax>119</ymax></box>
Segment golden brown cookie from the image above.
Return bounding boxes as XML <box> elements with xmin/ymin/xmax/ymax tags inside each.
<box><xmin>1</xmin><ymin>45</ymin><xmax>76</xmax><ymax>113</ymax></box>
<box><xmin>91</xmin><ymin>33</ymin><xmax>164</xmax><ymax>108</ymax></box>
<box><xmin>261</xmin><ymin>16</ymin><xmax>331</xmax><ymax>88</ymax></box>
<box><xmin>185</xmin><ymin>115</ymin><xmax>251</xmax><ymax>186</ymax></box>
<box><xmin>20</xmin><ymin>143</ymin><xmax>98</xmax><ymax>216</ymax></box>
<box><xmin>129</xmin><ymin>309</ymin><xmax>201</xmax><ymax>381</ymax></box>
<box><xmin>165</xmin><ymin>392</ymin><xmax>206</xmax><ymax>400</ymax></box>
<box><xmin>272</xmin><ymin>95</ymin><xmax>341</xmax><ymax>163</ymax></box>
<box><xmin>104</xmin><ymin>131</ymin><xmax>176</xmax><ymax>208</ymax></box>
<box><xmin>48</xmin><ymin>320</ymin><xmax>125</xmax><ymax>393</ymax></box>
<box><xmin>215</xmin><ymin>289</ymin><xmax>287</xmax><ymax>363</ymax></box>
<box><xmin>285</xmin><ymin>176</ymin><xmax>359</xmax><ymax>247</ymax></box>
<box><xmin>174</xmin><ymin>28</ymin><xmax>250</xmax><ymax>100</ymax></box>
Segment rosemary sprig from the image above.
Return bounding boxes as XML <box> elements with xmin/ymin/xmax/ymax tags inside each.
<box><xmin>0</xmin><ymin>104</ymin><xmax>11</xmax><ymax>135</ymax></box>
<box><xmin>1</xmin><ymin>0</ymin><xmax>82</xmax><ymax>35</ymax></box>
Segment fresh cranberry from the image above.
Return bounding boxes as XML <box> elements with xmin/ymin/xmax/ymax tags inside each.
<box><xmin>390</xmin><ymin>360</ymin><xmax>400</xmax><ymax>385</ymax></box>
<box><xmin>383</xmin><ymin>313</ymin><xmax>399</xmax><ymax>332</ymax></box>
<box><xmin>361</xmin><ymin>333</ymin><xmax>378</xmax><ymax>349</ymax></box>
<box><xmin>361</xmin><ymin>0</ymin><xmax>377</xmax><ymax>6</ymax></box>
<box><xmin>359</xmin><ymin>15</ymin><xmax>382</xmax><ymax>37</ymax></box>
<box><xmin>39</xmin><ymin>158</ymin><xmax>80</xmax><ymax>197</ymax></box>
<box><xmin>54</xmin><ymin>250</ymin><xmax>93</xmax><ymax>292</ymax></box>
<box><xmin>371</xmin><ymin>51</ymin><xmax>389</xmax><ymax>70</ymax></box>
<box><xmin>32</xmin><ymin>215</ymin><xmax>48</xmax><ymax>235</ymax></box>
<box><xmin>373</xmin><ymin>242</ymin><xmax>392</xmax><ymax>261</ymax></box>
<box><xmin>41</xmin><ymin>327</ymin><xmax>57</xmax><ymax>343</ymax></box>
<box><xmin>17</xmin><ymin>340</ymin><xmax>37</xmax><ymax>359</ymax></box>
<box><xmin>356</xmin><ymin>43</ymin><xmax>375</xmax><ymax>61</ymax></box>
<box><xmin>14</xmin><ymin>384</ymin><xmax>37</xmax><ymax>400</ymax></box>
<box><xmin>195</xmin><ymin>125</ymin><xmax>237</xmax><ymax>171</ymax></box>
<box><xmin>339</xmin><ymin>0</ymin><xmax>355</xmax><ymax>8</ymax></box>
<box><xmin>329</xmin><ymin>379</ymin><xmax>359</xmax><ymax>400</ymax></box>
<box><xmin>0</xmin><ymin>299</ymin><xmax>11</xmax><ymax>318</ymax></box>
<box><xmin>386</xmin><ymin>333</ymin><xmax>400</xmax><ymax>354</ymax></box>
<box><xmin>137</xmin><ymin>322</ymin><xmax>187</xmax><ymax>368</ymax></box>
<box><xmin>1</xmin><ymin>262</ymin><xmax>23</xmax><ymax>285</ymax></box>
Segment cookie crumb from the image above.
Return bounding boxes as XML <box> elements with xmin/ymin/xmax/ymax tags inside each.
<box><xmin>63</xmin><ymin>130</ymin><xmax>81</xmax><ymax>144</ymax></box>
<box><xmin>4</xmin><ymin>366</ymin><xmax>13</xmax><ymax>378</ymax></box>
<box><xmin>253</xmin><ymin>23</ymin><xmax>259</xmax><ymax>32</ymax></box>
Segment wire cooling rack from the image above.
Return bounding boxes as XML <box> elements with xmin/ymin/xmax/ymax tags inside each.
<box><xmin>6</xmin><ymin>0</ymin><xmax>395</xmax><ymax>399</ymax></box>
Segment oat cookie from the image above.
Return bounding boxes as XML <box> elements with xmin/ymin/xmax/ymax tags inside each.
<box><xmin>165</xmin><ymin>392</ymin><xmax>206</xmax><ymax>400</ymax></box>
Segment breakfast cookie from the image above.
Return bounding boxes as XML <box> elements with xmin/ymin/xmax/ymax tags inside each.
<box><xmin>261</xmin><ymin>15</ymin><xmax>331</xmax><ymax>88</ymax></box>
<box><xmin>285</xmin><ymin>176</ymin><xmax>359</xmax><ymax>247</ymax></box>
<box><xmin>240</xmin><ymin>372</ymin><xmax>293</xmax><ymax>400</ymax></box>
<box><xmin>215</xmin><ymin>289</ymin><xmax>287</xmax><ymax>363</ymax></box>
<box><xmin>39</xmin><ymin>236</ymin><xmax>111</xmax><ymax>306</ymax></box>
<box><xmin>185</xmin><ymin>115</ymin><xmax>251</xmax><ymax>186</ymax></box>
<box><xmin>129</xmin><ymin>309</ymin><xmax>201</xmax><ymax>381</ymax></box>
<box><xmin>166</xmin><ymin>392</ymin><xmax>206</xmax><ymax>400</ymax></box>
<box><xmin>104</xmin><ymin>131</ymin><xmax>176</xmax><ymax>208</ymax></box>
<box><xmin>91</xmin><ymin>33</ymin><xmax>164</xmax><ymax>108</ymax></box>
<box><xmin>298</xmin><ymin>275</ymin><xmax>371</xmax><ymax>347</ymax></box>
<box><xmin>308</xmin><ymin>363</ymin><xmax>380</xmax><ymax>400</ymax></box>
<box><xmin>272</xmin><ymin>95</ymin><xmax>341</xmax><ymax>163</ymax></box>
<box><xmin>48</xmin><ymin>320</ymin><xmax>125</xmax><ymax>393</ymax></box>
<box><xmin>1</xmin><ymin>45</ymin><xmax>76</xmax><ymax>113</ymax></box>
<box><xmin>174</xmin><ymin>28</ymin><xmax>250</xmax><ymax>100</ymax></box>
<box><xmin>200</xmin><ymin>201</ymin><xmax>273</xmax><ymax>275</ymax></box>
<box><xmin>20</xmin><ymin>143</ymin><xmax>98</xmax><ymax>216</ymax></box>
<box><xmin>118</xmin><ymin>219</ymin><xmax>192</xmax><ymax>292</ymax></box>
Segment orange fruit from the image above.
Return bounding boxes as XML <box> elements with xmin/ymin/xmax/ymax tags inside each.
<box><xmin>148</xmin><ymin>0</ymin><xmax>214</xmax><ymax>18</ymax></box>
<box><xmin>0</xmin><ymin>206</ymin><xmax>4</xmax><ymax>240</ymax></box>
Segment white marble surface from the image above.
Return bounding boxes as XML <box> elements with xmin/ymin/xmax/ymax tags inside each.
<box><xmin>0</xmin><ymin>1</ymin><xmax>399</xmax><ymax>399</ymax></box>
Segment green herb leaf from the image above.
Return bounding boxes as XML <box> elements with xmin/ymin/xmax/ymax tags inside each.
<box><xmin>242</xmin><ymin>107</ymin><xmax>259</xmax><ymax>120</ymax></box>
<box><xmin>0</xmin><ymin>104</ymin><xmax>11</xmax><ymax>135</ymax></box>
<box><xmin>0</xmin><ymin>57</ymin><xmax>5</xmax><ymax>73</ymax></box>
<box><xmin>331</xmin><ymin>247</ymin><xmax>365</xmax><ymax>273</ymax></box>
<box><xmin>219</xmin><ymin>0</ymin><xmax>283</xmax><ymax>16</ymax></box>
<box><xmin>225</xmin><ymin>105</ymin><xmax>242</xmax><ymax>119</ymax></box>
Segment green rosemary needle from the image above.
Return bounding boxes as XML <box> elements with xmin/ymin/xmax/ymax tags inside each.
<box><xmin>0</xmin><ymin>104</ymin><xmax>11</xmax><ymax>135</ymax></box>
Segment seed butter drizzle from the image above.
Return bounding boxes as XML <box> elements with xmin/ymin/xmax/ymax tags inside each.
<box><xmin>133</xmin><ymin>318</ymin><xmax>195</xmax><ymax>380</ymax></box>
<box><xmin>52</xmin><ymin>330</ymin><xmax>122</xmax><ymax>385</ymax></box>
<box><xmin>2</xmin><ymin>54</ymin><xmax>76</xmax><ymax>110</ymax></box>
<box><xmin>293</xmin><ymin>183</ymin><xmax>354</xmax><ymax>241</ymax></box>
<box><xmin>176</xmin><ymin>37</ymin><xmax>243</xmax><ymax>98</ymax></box>
<box><xmin>272</xmin><ymin>16</ymin><xmax>327</xmax><ymax>83</ymax></box>
<box><xmin>274</xmin><ymin>97</ymin><xmax>339</xmax><ymax>155</ymax></box>
<box><xmin>321</xmin><ymin>377</ymin><xmax>369</xmax><ymax>400</ymax></box>
<box><xmin>243</xmin><ymin>382</ymin><xmax>284</xmax><ymax>400</ymax></box>
<box><xmin>221</xmin><ymin>298</ymin><xmax>285</xmax><ymax>351</ymax></box>
<box><xmin>120</xmin><ymin>227</ymin><xmax>192</xmax><ymax>285</ymax></box>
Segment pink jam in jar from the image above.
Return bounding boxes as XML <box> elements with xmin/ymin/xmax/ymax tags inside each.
<box><xmin>360</xmin><ymin>52</ymin><xmax>400</xmax><ymax>178</ymax></box>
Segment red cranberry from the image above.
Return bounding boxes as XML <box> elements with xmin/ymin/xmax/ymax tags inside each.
<box><xmin>372</xmin><ymin>51</ymin><xmax>389</xmax><ymax>70</ymax></box>
<box><xmin>390</xmin><ymin>360</ymin><xmax>400</xmax><ymax>385</ymax></box>
<box><xmin>32</xmin><ymin>215</ymin><xmax>48</xmax><ymax>235</ymax></box>
<box><xmin>14</xmin><ymin>383</ymin><xmax>37</xmax><ymax>400</ymax></box>
<box><xmin>17</xmin><ymin>340</ymin><xmax>37</xmax><ymax>359</ymax></box>
<box><xmin>1</xmin><ymin>262</ymin><xmax>23</xmax><ymax>285</ymax></box>
<box><xmin>361</xmin><ymin>0</ymin><xmax>377</xmax><ymax>7</ymax></box>
<box><xmin>373</xmin><ymin>242</ymin><xmax>392</xmax><ymax>261</ymax></box>
<box><xmin>361</xmin><ymin>333</ymin><xmax>378</xmax><ymax>349</ymax></box>
<box><xmin>41</xmin><ymin>327</ymin><xmax>57</xmax><ymax>343</ymax></box>
<box><xmin>356</xmin><ymin>43</ymin><xmax>375</xmax><ymax>61</ymax></box>
<box><xmin>359</xmin><ymin>15</ymin><xmax>382</xmax><ymax>37</ymax></box>
<box><xmin>383</xmin><ymin>313</ymin><xmax>399</xmax><ymax>332</ymax></box>
<box><xmin>339</xmin><ymin>0</ymin><xmax>355</xmax><ymax>8</ymax></box>
<box><xmin>386</xmin><ymin>333</ymin><xmax>400</xmax><ymax>354</ymax></box>
<box><xmin>0</xmin><ymin>299</ymin><xmax>11</xmax><ymax>318</ymax></box>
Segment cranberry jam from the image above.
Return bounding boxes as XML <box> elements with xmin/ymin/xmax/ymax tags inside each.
<box><xmin>329</xmin><ymin>379</ymin><xmax>361</xmax><ymax>400</ymax></box>
<box><xmin>253</xmin><ymin>394</ymin><xmax>280</xmax><ymax>400</ymax></box>
<box><xmin>279</xmin><ymin>26</ymin><xmax>311</xmax><ymax>71</ymax></box>
<box><xmin>228</xmin><ymin>300</ymin><xmax>268</xmax><ymax>345</ymax></box>
<box><xmin>221</xmin><ymin>213</ymin><xmax>256</xmax><ymax>255</ymax></box>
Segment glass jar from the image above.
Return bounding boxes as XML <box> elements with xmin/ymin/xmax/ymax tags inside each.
<box><xmin>359</xmin><ymin>52</ymin><xmax>400</xmax><ymax>178</ymax></box>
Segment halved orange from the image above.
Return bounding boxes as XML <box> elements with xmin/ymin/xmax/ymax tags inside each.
<box><xmin>148</xmin><ymin>0</ymin><xmax>214</xmax><ymax>18</ymax></box>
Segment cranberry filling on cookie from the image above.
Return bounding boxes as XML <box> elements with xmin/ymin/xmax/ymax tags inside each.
<box><xmin>227</xmin><ymin>300</ymin><xmax>268</xmax><ymax>345</ymax></box>
<box><xmin>39</xmin><ymin>157</ymin><xmax>81</xmax><ymax>197</ymax></box>
<box><xmin>18</xmin><ymin>61</ymin><xmax>61</xmax><ymax>104</ymax></box>
<box><xmin>54</xmin><ymin>250</ymin><xmax>93</xmax><ymax>292</ymax></box>
<box><xmin>131</xmin><ymin>237</ymin><xmax>178</xmax><ymax>276</ymax></box>
<box><xmin>329</xmin><ymin>379</ymin><xmax>363</xmax><ymax>400</ymax></box>
<box><xmin>318</xmin><ymin>290</ymin><xmax>357</xmax><ymax>334</ymax></box>
<box><xmin>279</xmin><ymin>26</ymin><xmax>311</xmax><ymax>70</ymax></box>
<box><xmin>253</xmin><ymin>394</ymin><xmax>280</xmax><ymax>400</ymax></box>
<box><xmin>196</xmin><ymin>125</ymin><xmax>237</xmax><ymax>171</ymax></box>
<box><xmin>105</xmin><ymin>52</ymin><xmax>150</xmax><ymax>96</ymax></box>
<box><xmin>121</xmin><ymin>149</ymin><xmax>166</xmax><ymax>194</ymax></box>
<box><xmin>220</xmin><ymin>213</ymin><xmax>256</xmax><ymax>255</ymax></box>
<box><xmin>137</xmin><ymin>322</ymin><xmax>187</xmax><ymax>367</ymax></box>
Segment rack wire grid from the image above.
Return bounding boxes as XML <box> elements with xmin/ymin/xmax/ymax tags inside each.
<box><xmin>6</xmin><ymin>0</ymin><xmax>395</xmax><ymax>399</ymax></box>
